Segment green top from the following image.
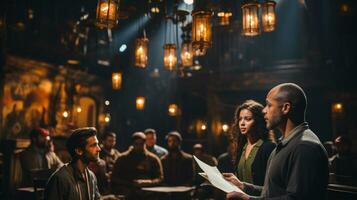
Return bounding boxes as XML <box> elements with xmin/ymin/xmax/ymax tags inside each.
<box><xmin>237</xmin><ymin>139</ymin><xmax>263</xmax><ymax>184</ymax></box>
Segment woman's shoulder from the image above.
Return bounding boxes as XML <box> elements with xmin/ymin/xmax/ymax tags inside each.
<box><xmin>259</xmin><ymin>140</ymin><xmax>276</xmax><ymax>152</ymax></box>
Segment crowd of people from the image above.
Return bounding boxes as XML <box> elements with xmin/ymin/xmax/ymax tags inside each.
<box><xmin>17</xmin><ymin>83</ymin><xmax>357</xmax><ymax>200</ymax></box>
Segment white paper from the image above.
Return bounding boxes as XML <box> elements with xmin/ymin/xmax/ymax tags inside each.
<box><xmin>194</xmin><ymin>156</ymin><xmax>243</xmax><ymax>193</ymax></box>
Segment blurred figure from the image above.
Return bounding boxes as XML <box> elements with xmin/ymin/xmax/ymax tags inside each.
<box><xmin>88</xmin><ymin>157</ymin><xmax>109</xmax><ymax>195</ymax></box>
<box><xmin>217</xmin><ymin>135</ymin><xmax>238</xmax><ymax>173</ymax></box>
<box><xmin>45</xmin><ymin>127</ymin><xmax>101</xmax><ymax>200</ymax></box>
<box><xmin>192</xmin><ymin>143</ymin><xmax>217</xmax><ymax>200</ymax></box>
<box><xmin>330</xmin><ymin>135</ymin><xmax>357</xmax><ymax>185</ymax></box>
<box><xmin>323</xmin><ymin>141</ymin><xmax>336</xmax><ymax>164</ymax></box>
<box><xmin>215</xmin><ymin>136</ymin><xmax>238</xmax><ymax>200</ymax></box>
<box><xmin>144</xmin><ymin>128</ymin><xmax>168</xmax><ymax>158</ymax></box>
<box><xmin>161</xmin><ymin>131</ymin><xmax>194</xmax><ymax>186</ymax></box>
<box><xmin>100</xmin><ymin>132</ymin><xmax>121</xmax><ymax>175</ymax></box>
<box><xmin>45</xmin><ymin>140</ymin><xmax>64</xmax><ymax>169</ymax></box>
<box><xmin>20</xmin><ymin>128</ymin><xmax>62</xmax><ymax>186</ymax></box>
<box><xmin>111</xmin><ymin>132</ymin><xmax>163</xmax><ymax>200</ymax></box>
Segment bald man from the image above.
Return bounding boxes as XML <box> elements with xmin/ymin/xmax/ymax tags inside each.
<box><xmin>224</xmin><ymin>83</ymin><xmax>329</xmax><ymax>200</ymax></box>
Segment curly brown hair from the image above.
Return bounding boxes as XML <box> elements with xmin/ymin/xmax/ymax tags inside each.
<box><xmin>230</xmin><ymin>100</ymin><xmax>272</xmax><ymax>162</ymax></box>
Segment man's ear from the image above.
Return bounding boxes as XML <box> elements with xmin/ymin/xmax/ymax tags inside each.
<box><xmin>75</xmin><ymin>148</ymin><xmax>83</xmax><ymax>156</ymax></box>
<box><xmin>281</xmin><ymin>102</ymin><xmax>291</xmax><ymax>115</ymax></box>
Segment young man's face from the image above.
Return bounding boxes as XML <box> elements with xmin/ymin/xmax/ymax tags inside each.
<box><xmin>103</xmin><ymin>135</ymin><xmax>116</xmax><ymax>150</ymax></box>
<box><xmin>263</xmin><ymin>88</ymin><xmax>284</xmax><ymax>130</ymax></box>
<box><xmin>167</xmin><ymin>136</ymin><xmax>180</xmax><ymax>151</ymax></box>
<box><xmin>145</xmin><ymin>133</ymin><xmax>156</xmax><ymax>148</ymax></box>
<box><xmin>132</xmin><ymin>138</ymin><xmax>145</xmax><ymax>153</ymax></box>
<box><xmin>83</xmin><ymin>136</ymin><xmax>101</xmax><ymax>162</ymax></box>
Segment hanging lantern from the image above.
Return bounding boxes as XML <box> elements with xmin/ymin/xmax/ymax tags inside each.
<box><xmin>163</xmin><ymin>44</ymin><xmax>177</xmax><ymax>71</ymax></box>
<box><xmin>112</xmin><ymin>72</ymin><xmax>122</xmax><ymax>89</ymax></box>
<box><xmin>242</xmin><ymin>1</ymin><xmax>260</xmax><ymax>36</ymax></box>
<box><xmin>217</xmin><ymin>11</ymin><xmax>232</xmax><ymax>26</ymax></box>
<box><xmin>136</xmin><ymin>96</ymin><xmax>145</xmax><ymax>110</ymax></box>
<box><xmin>192</xmin><ymin>10</ymin><xmax>212</xmax><ymax>52</ymax></box>
<box><xmin>149</xmin><ymin>0</ymin><xmax>161</xmax><ymax>14</ymax></box>
<box><xmin>168</xmin><ymin>104</ymin><xmax>180</xmax><ymax>116</ymax></box>
<box><xmin>135</xmin><ymin>36</ymin><xmax>149</xmax><ymax>68</ymax></box>
<box><xmin>181</xmin><ymin>40</ymin><xmax>193</xmax><ymax>67</ymax></box>
<box><xmin>261</xmin><ymin>1</ymin><xmax>276</xmax><ymax>32</ymax></box>
<box><xmin>96</xmin><ymin>0</ymin><xmax>119</xmax><ymax>29</ymax></box>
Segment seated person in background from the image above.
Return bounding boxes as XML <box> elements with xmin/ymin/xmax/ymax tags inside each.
<box><xmin>144</xmin><ymin>128</ymin><xmax>168</xmax><ymax>158</ymax></box>
<box><xmin>45</xmin><ymin>127</ymin><xmax>101</xmax><ymax>200</ymax></box>
<box><xmin>111</xmin><ymin>132</ymin><xmax>163</xmax><ymax>199</ymax></box>
<box><xmin>99</xmin><ymin>131</ymin><xmax>121</xmax><ymax>175</ymax></box>
<box><xmin>192</xmin><ymin>143</ymin><xmax>217</xmax><ymax>200</ymax></box>
<box><xmin>88</xmin><ymin>157</ymin><xmax>109</xmax><ymax>195</ymax></box>
<box><xmin>161</xmin><ymin>131</ymin><xmax>194</xmax><ymax>186</ymax></box>
<box><xmin>215</xmin><ymin>137</ymin><xmax>239</xmax><ymax>200</ymax></box>
<box><xmin>330</xmin><ymin>135</ymin><xmax>357</xmax><ymax>185</ymax></box>
<box><xmin>20</xmin><ymin>128</ymin><xmax>62</xmax><ymax>186</ymax></box>
<box><xmin>217</xmin><ymin>135</ymin><xmax>238</xmax><ymax>173</ymax></box>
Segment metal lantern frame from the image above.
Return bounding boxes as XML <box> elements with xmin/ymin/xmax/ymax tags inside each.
<box><xmin>242</xmin><ymin>1</ymin><xmax>260</xmax><ymax>36</ymax></box>
<box><xmin>96</xmin><ymin>0</ymin><xmax>119</xmax><ymax>29</ymax></box>
<box><xmin>192</xmin><ymin>10</ymin><xmax>212</xmax><ymax>52</ymax></box>
<box><xmin>135</xmin><ymin>35</ymin><xmax>149</xmax><ymax>68</ymax></box>
<box><xmin>181</xmin><ymin>40</ymin><xmax>193</xmax><ymax>67</ymax></box>
<box><xmin>163</xmin><ymin>43</ymin><xmax>177</xmax><ymax>71</ymax></box>
<box><xmin>261</xmin><ymin>0</ymin><xmax>277</xmax><ymax>32</ymax></box>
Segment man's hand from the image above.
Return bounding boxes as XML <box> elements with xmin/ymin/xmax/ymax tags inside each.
<box><xmin>222</xmin><ymin>173</ymin><xmax>244</xmax><ymax>190</ymax></box>
<box><xmin>227</xmin><ymin>191</ymin><xmax>250</xmax><ymax>200</ymax></box>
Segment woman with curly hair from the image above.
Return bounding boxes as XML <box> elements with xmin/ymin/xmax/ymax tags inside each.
<box><xmin>230</xmin><ymin>100</ymin><xmax>276</xmax><ymax>186</ymax></box>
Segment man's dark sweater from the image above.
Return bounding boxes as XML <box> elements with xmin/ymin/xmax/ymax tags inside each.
<box><xmin>244</xmin><ymin>123</ymin><xmax>329</xmax><ymax>200</ymax></box>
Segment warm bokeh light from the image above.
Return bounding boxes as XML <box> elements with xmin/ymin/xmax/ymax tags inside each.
<box><xmin>168</xmin><ymin>104</ymin><xmax>180</xmax><ymax>116</ymax></box>
<box><xmin>104</xmin><ymin>114</ymin><xmax>111</xmax><ymax>123</ymax></box>
<box><xmin>222</xmin><ymin>123</ymin><xmax>229</xmax><ymax>132</ymax></box>
<box><xmin>76</xmin><ymin>107</ymin><xmax>82</xmax><ymax>113</ymax></box>
<box><xmin>136</xmin><ymin>96</ymin><xmax>145</xmax><ymax>110</ymax></box>
<box><xmin>63</xmin><ymin>110</ymin><xmax>69</xmax><ymax>118</ymax></box>
<box><xmin>332</xmin><ymin>103</ymin><xmax>343</xmax><ymax>113</ymax></box>
<box><xmin>112</xmin><ymin>72</ymin><xmax>122</xmax><ymax>90</ymax></box>
<box><xmin>217</xmin><ymin>11</ymin><xmax>232</xmax><ymax>26</ymax></box>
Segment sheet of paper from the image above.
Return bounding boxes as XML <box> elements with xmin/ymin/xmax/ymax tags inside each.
<box><xmin>194</xmin><ymin>156</ymin><xmax>243</xmax><ymax>193</ymax></box>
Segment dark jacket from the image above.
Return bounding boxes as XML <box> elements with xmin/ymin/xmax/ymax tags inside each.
<box><xmin>44</xmin><ymin>162</ymin><xmax>100</xmax><ymax>200</ymax></box>
<box><xmin>237</xmin><ymin>141</ymin><xmax>276</xmax><ymax>186</ymax></box>
<box><xmin>161</xmin><ymin>150</ymin><xmax>194</xmax><ymax>186</ymax></box>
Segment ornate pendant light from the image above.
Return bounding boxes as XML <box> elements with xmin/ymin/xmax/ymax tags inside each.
<box><xmin>261</xmin><ymin>0</ymin><xmax>276</xmax><ymax>32</ymax></box>
<box><xmin>163</xmin><ymin>44</ymin><xmax>177</xmax><ymax>71</ymax></box>
<box><xmin>181</xmin><ymin>40</ymin><xmax>193</xmax><ymax>67</ymax></box>
<box><xmin>217</xmin><ymin>11</ymin><xmax>233</xmax><ymax>26</ymax></box>
<box><xmin>112</xmin><ymin>72</ymin><xmax>122</xmax><ymax>89</ymax></box>
<box><xmin>96</xmin><ymin>0</ymin><xmax>119</xmax><ymax>29</ymax></box>
<box><xmin>135</xmin><ymin>31</ymin><xmax>149</xmax><ymax>68</ymax></box>
<box><xmin>192</xmin><ymin>10</ymin><xmax>212</xmax><ymax>52</ymax></box>
<box><xmin>242</xmin><ymin>1</ymin><xmax>260</xmax><ymax>36</ymax></box>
